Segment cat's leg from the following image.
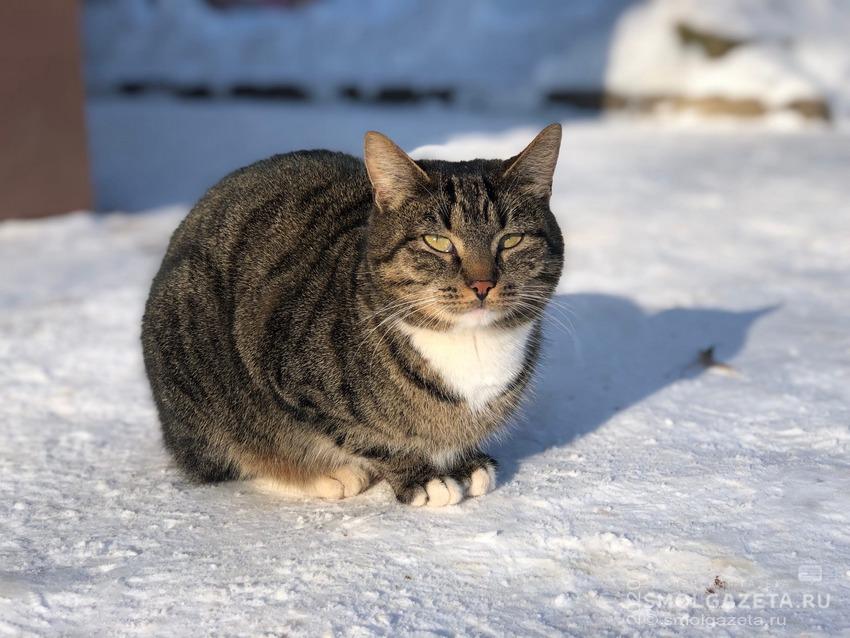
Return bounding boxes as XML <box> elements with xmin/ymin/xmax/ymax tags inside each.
<box><xmin>449</xmin><ymin>451</ymin><xmax>498</xmax><ymax>498</ymax></box>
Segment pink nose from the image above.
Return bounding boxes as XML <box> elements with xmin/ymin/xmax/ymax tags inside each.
<box><xmin>469</xmin><ymin>280</ymin><xmax>496</xmax><ymax>300</ymax></box>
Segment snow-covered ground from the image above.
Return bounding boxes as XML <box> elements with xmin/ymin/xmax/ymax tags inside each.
<box><xmin>2</xmin><ymin>101</ymin><xmax>850</xmax><ymax>635</ymax></box>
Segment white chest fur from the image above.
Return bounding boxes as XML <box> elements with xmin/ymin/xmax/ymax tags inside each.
<box><xmin>400</xmin><ymin>321</ymin><xmax>534</xmax><ymax>412</ymax></box>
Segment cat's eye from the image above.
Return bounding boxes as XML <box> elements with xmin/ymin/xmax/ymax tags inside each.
<box><xmin>500</xmin><ymin>234</ymin><xmax>524</xmax><ymax>250</ymax></box>
<box><xmin>423</xmin><ymin>234</ymin><xmax>454</xmax><ymax>253</ymax></box>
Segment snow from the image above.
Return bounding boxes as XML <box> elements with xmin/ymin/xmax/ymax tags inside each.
<box><xmin>83</xmin><ymin>0</ymin><xmax>850</xmax><ymax>119</ymax></box>
<box><xmin>603</xmin><ymin>0</ymin><xmax>850</xmax><ymax>114</ymax></box>
<box><xmin>3</xmin><ymin>100</ymin><xmax>850</xmax><ymax>635</ymax></box>
<box><xmin>605</xmin><ymin>3</ymin><xmax>819</xmax><ymax>106</ymax></box>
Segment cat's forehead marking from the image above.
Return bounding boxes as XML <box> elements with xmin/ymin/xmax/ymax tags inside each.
<box><xmin>441</xmin><ymin>173</ymin><xmax>503</xmax><ymax>232</ymax></box>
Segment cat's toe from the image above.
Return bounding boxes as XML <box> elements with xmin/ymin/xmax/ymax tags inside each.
<box><xmin>408</xmin><ymin>486</ymin><xmax>428</xmax><ymax>507</ymax></box>
<box><xmin>331</xmin><ymin>465</ymin><xmax>370</xmax><ymax>497</ymax></box>
<box><xmin>425</xmin><ymin>477</ymin><xmax>464</xmax><ymax>507</ymax></box>
<box><xmin>467</xmin><ymin>464</ymin><xmax>497</xmax><ymax>497</ymax></box>
<box><xmin>395</xmin><ymin>484</ymin><xmax>428</xmax><ymax>506</ymax></box>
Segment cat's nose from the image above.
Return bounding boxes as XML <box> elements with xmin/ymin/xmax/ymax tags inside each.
<box><xmin>469</xmin><ymin>280</ymin><xmax>496</xmax><ymax>301</ymax></box>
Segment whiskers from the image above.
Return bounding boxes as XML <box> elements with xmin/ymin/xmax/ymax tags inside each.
<box><xmin>504</xmin><ymin>285</ymin><xmax>581</xmax><ymax>356</ymax></box>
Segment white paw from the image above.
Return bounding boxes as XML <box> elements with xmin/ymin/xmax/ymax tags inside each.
<box><xmin>310</xmin><ymin>476</ymin><xmax>345</xmax><ymax>500</ymax></box>
<box><xmin>331</xmin><ymin>465</ymin><xmax>370</xmax><ymax>497</ymax></box>
<box><xmin>467</xmin><ymin>465</ymin><xmax>497</xmax><ymax>497</ymax></box>
<box><xmin>425</xmin><ymin>477</ymin><xmax>464</xmax><ymax>507</ymax></box>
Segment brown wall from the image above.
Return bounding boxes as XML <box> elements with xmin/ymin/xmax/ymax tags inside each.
<box><xmin>0</xmin><ymin>1</ymin><xmax>92</xmax><ymax>220</ymax></box>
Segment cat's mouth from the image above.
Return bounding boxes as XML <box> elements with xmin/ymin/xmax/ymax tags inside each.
<box><xmin>438</xmin><ymin>292</ymin><xmax>549</xmax><ymax>329</ymax></box>
<box><xmin>419</xmin><ymin>285</ymin><xmax>548</xmax><ymax>329</ymax></box>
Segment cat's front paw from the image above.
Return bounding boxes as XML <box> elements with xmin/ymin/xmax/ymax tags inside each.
<box><xmin>451</xmin><ymin>457</ymin><xmax>497</xmax><ymax>498</ymax></box>
<box><xmin>396</xmin><ymin>476</ymin><xmax>465</xmax><ymax>508</ymax></box>
<box><xmin>465</xmin><ymin>463</ymin><xmax>497</xmax><ymax>497</ymax></box>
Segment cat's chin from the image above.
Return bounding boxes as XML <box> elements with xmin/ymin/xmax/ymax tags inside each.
<box><xmin>450</xmin><ymin>307</ymin><xmax>501</xmax><ymax>330</ymax></box>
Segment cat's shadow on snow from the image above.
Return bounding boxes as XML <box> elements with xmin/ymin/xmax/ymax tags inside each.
<box><xmin>492</xmin><ymin>293</ymin><xmax>774</xmax><ymax>482</ymax></box>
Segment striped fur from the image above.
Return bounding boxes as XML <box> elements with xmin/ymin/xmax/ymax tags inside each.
<box><xmin>141</xmin><ymin>125</ymin><xmax>564</xmax><ymax>505</ymax></box>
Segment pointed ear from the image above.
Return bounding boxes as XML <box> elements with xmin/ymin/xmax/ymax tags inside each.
<box><xmin>502</xmin><ymin>123</ymin><xmax>562</xmax><ymax>199</ymax></box>
<box><xmin>364</xmin><ymin>131</ymin><xmax>430</xmax><ymax>211</ymax></box>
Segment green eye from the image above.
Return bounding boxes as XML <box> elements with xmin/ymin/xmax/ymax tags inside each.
<box><xmin>501</xmin><ymin>234</ymin><xmax>524</xmax><ymax>249</ymax></box>
<box><xmin>423</xmin><ymin>234</ymin><xmax>453</xmax><ymax>253</ymax></box>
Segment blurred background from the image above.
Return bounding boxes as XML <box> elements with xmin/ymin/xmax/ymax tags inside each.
<box><xmin>2</xmin><ymin>0</ymin><xmax>849</xmax><ymax>218</ymax></box>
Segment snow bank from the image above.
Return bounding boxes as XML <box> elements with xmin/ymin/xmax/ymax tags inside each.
<box><xmin>604</xmin><ymin>0</ymin><xmax>850</xmax><ymax>118</ymax></box>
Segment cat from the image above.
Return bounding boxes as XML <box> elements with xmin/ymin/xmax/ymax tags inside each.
<box><xmin>141</xmin><ymin>124</ymin><xmax>564</xmax><ymax>507</ymax></box>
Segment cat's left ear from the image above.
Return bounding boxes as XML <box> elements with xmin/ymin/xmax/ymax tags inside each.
<box><xmin>364</xmin><ymin>131</ymin><xmax>430</xmax><ymax>211</ymax></box>
<box><xmin>501</xmin><ymin>123</ymin><xmax>562</xmax><ymax>199</ymax></box>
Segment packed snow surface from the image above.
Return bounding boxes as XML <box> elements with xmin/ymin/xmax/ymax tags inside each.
<box><xmin>2</xmin><ymin>103</ymin><xmax>850</xmax><ymax>635</ymax></box>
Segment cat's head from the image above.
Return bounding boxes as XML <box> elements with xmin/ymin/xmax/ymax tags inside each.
<box><xmin>363</xmin><ymin>124</ymin><xmax>564</xmax><ymax>331</ymax></box>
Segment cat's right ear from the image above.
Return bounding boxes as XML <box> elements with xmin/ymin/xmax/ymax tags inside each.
<box><xmin>364</xmin><ymin>131</ymin><xmax>430</xmax><ymax>212</ymax></box>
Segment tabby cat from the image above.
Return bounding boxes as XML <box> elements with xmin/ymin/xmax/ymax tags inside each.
<box><xmin>141</xmin><ymin>124</ymin><xmax>564</xmax><ymax>507</ymax></box>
